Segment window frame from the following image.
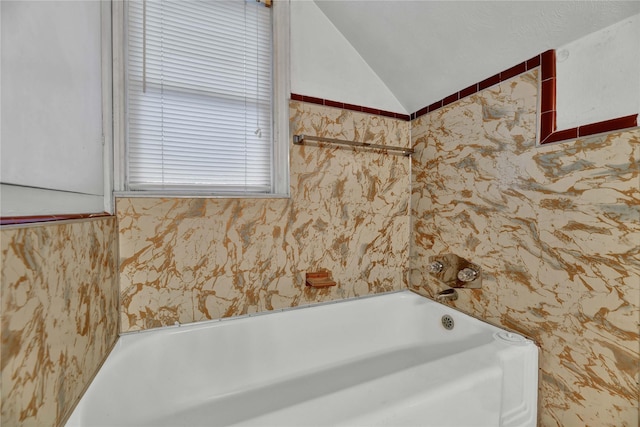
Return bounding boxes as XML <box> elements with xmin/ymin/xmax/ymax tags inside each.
<box><xmin>112</xmin><ymin>0</ymin><xmax>290</xmax><ymax>198</ymax></box>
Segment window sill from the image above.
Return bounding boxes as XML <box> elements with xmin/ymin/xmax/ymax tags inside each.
<box><xmin>114</xmin><ymin>191</ymin><xmax>291</xmax><ymax>200</ymax></box>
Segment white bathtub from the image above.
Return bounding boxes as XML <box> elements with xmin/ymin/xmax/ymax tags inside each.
<box><xmin>66</xmin><ymin>290</ymin><xmax>538</xmax><ymax>427</ymax></box>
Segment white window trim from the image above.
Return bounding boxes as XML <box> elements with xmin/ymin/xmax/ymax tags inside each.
<box><xmin>112</xmin><ymin>0</ymin><xmax>290</xmax><ymax>199</ymax></box>
<box><xmin>102</xmin><ymin>0</ymin><xmax>115</xmax><ymax>213</ymax></box>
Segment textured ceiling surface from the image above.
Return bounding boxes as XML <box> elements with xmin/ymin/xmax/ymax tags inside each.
<box><xmin>314</xmin><ymin>0</ymin><xmax>640</xmax><ymax>113</ymax></box>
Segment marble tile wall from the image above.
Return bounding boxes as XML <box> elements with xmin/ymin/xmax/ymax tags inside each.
<box><xmin>410</xmin><ymin>69</ymin><xmax>639</xmax><ymax>426</ymax></box>
<box><xmin>1</xmin><ymin>217</ymin><xmax>119</xmax><ymax>427</ymax></box>
<box><xmin>117</xmin><ymin>101</ymin><xmax>411</xmax><ymax>332</ymax></box>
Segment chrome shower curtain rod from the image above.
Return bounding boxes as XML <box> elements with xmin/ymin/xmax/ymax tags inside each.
<box><xmin>293</xmin><ymin>134</ymin><xmax>414</xmax><ymax>157</ymax></box>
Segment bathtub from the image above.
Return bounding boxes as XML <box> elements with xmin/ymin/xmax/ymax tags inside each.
<box><xmin>66</xmin><ymin>290</ymin><xmax>538</xmax><ymax>427</ymax></box>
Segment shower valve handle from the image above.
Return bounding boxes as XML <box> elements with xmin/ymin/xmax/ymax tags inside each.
<box><xmin>457</xmin><ymin>267</ymin><xmax>478</xmax><ymax>282</ymax></box>
<box><xmin>427</xmin><ymin>261</ymin><xmax>444</xmax><ymax>273</ymax></box>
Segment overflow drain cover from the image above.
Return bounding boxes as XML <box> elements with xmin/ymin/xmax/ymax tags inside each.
<box><xmin>441</xmin><ymin>314</ymin><xmax>455</xmax><ymax>330</ymax></box>
<box><xmin>494</xmin><ymin>331</ymin><xmax>529</xmax><ymax>346</ymax></box>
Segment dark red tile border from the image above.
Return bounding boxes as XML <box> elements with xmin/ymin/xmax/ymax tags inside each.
<box><xmin>379</xmin><ymin>110</ymin><xmax>398</xmax><ymax>119</ymax></box>
<box><xmin>408</xmin><ymin>48</ymin><xmax>638</xmax><ymax>144</ymax></box>
<box><xmin>290</xmin><ymin>93</ymin><xmax>411</xmax><ymax>121</ymax></box>
<box><xmin>578</xmin><ymin>115</ymin><xmax>638</xmax><ymax>137</ymax></box>
<box><xmin>292</xmin><ymin>48</ymin><xmax>637</xmax><ymax>141</ymax></box>
<box><xmin>343</xmin><ymin>103</ymin><xmax>363</xmax><ymax>113</ymax></box>
<box><xmin>442</xmin><ymin>93</ymin><xmax>459</xmax><ymax>107</ymax></box>
<box><xmin>540</xmin><ymin>111</ymin><xmax>556</xmax><ymax>140</ymax></box>
<box><xmin>538</xmin><ymin>50</ymin><xmax>638</xmax><ymax>144</ymax></box>
<box><xmin>501</xmin><ymin>62</ymin><xmax>527</xmax><ymax>81</ymax></box>
<box><xmin>478</xmin><ymin>73</ymin><xmax>501</xmax><ymax>91</ymax></box>
<box><xmin>540</xmin><ymin>50</ymin><xmax>556</xmax><ymax>81</ymax></box>
<box><xmin>427</xmin><ymin>100</ymin><xmax>443</xmax><ymax>112</ymax></box>
<box><xmin>324</xmin><ymin>99</ymin><xmax>344</xmax><ymax>109</ymax></box>
<box><xmin>543</xmin><ymin>128</ymin><xmax>578</xmax><ymax>144</ymax></box>
<box><xmin>526</xmin><ymin>55</ymin><xmax>541</xmax><ymax>70</ymax></box>
<box><xmin>362</xmin><ymin>106</ymin><xmax>381</xmax><ymax>116</ymax></box>
<box><xmin>1</xmin><ymin>212</ymin><xmax>111</xmax><ymax>226</ymax></box>
<box><xmin>411</xmin><ymin>53</ymin><xmax>541</xmax><ymax>120</ymax></box>
<box><xmin>540</xmin><ymin>78</ymin><xmax>556</xmax><ymax>114</ymax></box>
<box><xmin>459</xmin><ymin>84</ymin><xmax>478</xmax><ymax>99</ymax></box>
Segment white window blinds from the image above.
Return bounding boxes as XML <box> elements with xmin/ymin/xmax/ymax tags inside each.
<box><xmin>126</xmin><ymin>0</ymin><xmax>273</xmax><ymax>193</ymax></box>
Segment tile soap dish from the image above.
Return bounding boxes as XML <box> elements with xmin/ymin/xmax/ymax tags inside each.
<box><xmin>305</xmin><ymin>271</ymin><xmax>337</xmax><ymax>288</ymax></box>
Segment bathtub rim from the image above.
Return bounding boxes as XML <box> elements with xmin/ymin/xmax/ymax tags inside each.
<box><xmin>118</xmin><ymin>289</ymin><xmax>539</xmax><ymax>347</ymax></box>
<box><xmin>119</xmin><ymin>289</ymin><xmax>411</xmax><ymax>337</ymax></box>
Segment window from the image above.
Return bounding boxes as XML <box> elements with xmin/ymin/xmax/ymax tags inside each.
<box><xmin>116</xmin><ymin>0</ymin><xmax>289</xmax><ymax>196</ymax></box>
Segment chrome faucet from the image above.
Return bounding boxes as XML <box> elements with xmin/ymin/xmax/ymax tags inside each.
<box><xmin>436</xmin><ymin>288</ymin><xmax>458</xmax><ymax>302</ymax></box>
<box><xmin>427</xmin><ymin>254</ymin><xmax>482</xmax><ymax>288</ymax></box>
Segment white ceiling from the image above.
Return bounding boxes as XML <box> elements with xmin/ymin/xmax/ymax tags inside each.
<box><xmin>313</xmin><ymin>0</ymin><xmax>640</xmax><ymax>113</ymax></box>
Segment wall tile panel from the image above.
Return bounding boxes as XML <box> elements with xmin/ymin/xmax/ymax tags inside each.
<box><xmin>117</xmin><ymin>101</ymin><xmax>411</xmax><ymax>332</ymax></box>
<box><xmin>0</xmin><ymin>217</ymin><xmax>119</xmax><ymax>427</ymax></box>
<box><xmin>410</xmin><ymin>69</ymin><xmax>639</xmax><ymax>426</ymax></box>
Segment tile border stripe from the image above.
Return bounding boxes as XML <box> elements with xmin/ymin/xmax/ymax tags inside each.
<box><xmin>290</xmin><ymin>93</ymin><xmax>411</xmax><ymax>121</ymax></box>
<box><xmin>410</xmin><ymin>53</ymin><xmax>542</xmax><ymax>121</ymax></box>
<box><xmin>0</xmin><ymin>212</ymin><xmax>111</xmax><ymax>226</ymax></box>
<box><xmin>409</xmin><ymin>49</ymin><xmax>638</xmax><ymax>144</ymax></box>
<box><xmin>537</xmin><ymin>49</ymin><xmax>638</xmax><ymax>144</ymax></box>
<box><xmin>409</xmin><ymin>53</ymin><xmax>542</xmax><ymax>121</ymax></box>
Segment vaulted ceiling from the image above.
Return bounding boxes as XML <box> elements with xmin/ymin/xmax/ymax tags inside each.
<box><xmin>314</xmin><ymin>0</ymin><xmax>640</xmax><ymax>113</ymax></box>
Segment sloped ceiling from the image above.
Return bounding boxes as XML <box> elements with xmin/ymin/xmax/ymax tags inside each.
<box><xmin>314</xmin><ymin>0</ymin><xmax>640</xmax><ymax>113</ymax></box>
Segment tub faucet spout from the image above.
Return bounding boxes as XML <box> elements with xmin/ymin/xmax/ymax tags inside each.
<box><xmin>436</xmin><ymin>288</ymin><xmax>458</xmax><ymax>302</ymax></box>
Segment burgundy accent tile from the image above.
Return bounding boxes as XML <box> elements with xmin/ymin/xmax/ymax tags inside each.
<box><xmin>427</xmin><ymin>101</ymin><xmax>443</xmax><ymax>112</ymax></box>
<box><xmin>540</xmin><ymin>78</ymin><xmax>556</xmax><ymax>113</ymax></box>
<box><xmin>302</xmin><ymin>95</ymin><xmax>324</xmax><ymax>105</ymax></box>
<box><xmin>379</xmin><ymin>110</ymin><xmax>410</xmax><ymax>121</ymax></box>
<box><xmin>291</xmin><ymin>93</ymin><xmax>409</xmax><ymax>120</ymax></box>
<box><xmin>324</xmin><ymin>99</ymin><xmax>344</xmax><ymax>109</ymax></box>
<box><xmin>500</xmin><ymin>62</ymin><xmax>527</xmax><ymax>81</ymax></box>
<box><xmin>526</xmin><ymin>55</ymin><xmax>541</xmax><ymax>70</ymax></box>
<box><xmin>478</xmin><ymin>73</ymin><xmax>501</xmax><ymax>90</ymax></box>
<box><xmin>540</xmin><ymin>110</ymin><xmax>556</xmax><ymax>142</ymax></box>
<box><xmin>442</xmin><ymin>93</ymin><xmax>459</xmax><ymax>107</ymax></box>
<box><xmin>342</xmin><ymin>103</ymin><xmax>363</xmax><ymax>113</ymax></box>
<box><xmin>542</xmin><ymin>127</ymin><xmax>578</xmax><ymax>144</ymax></box>
<box><xmin>412</xmin><ymin>108</ymin><xmax>427</xmax><ymax>120</ymax></box>
<box><xmin>578</xmin><ymin>114</ymin><xmax>639</xmax><ymax>137</ymax></box>
<box><xmin>406</xmin><ymin>48</ymin><xmax>638</xmax><ymax>141</ymax></box>
<box><xmin>291</xmin><ymin>93</ymin><xmax>410</xmax><ymax>119</ymax></box>
<box><xmin>362</xmin><ymin>106</ymin><xmax>381</xmax><ymax>115</ymax></box>
<box><xmin>1</xmin><ymin>212</ymin><xmax>111</xmax><ymax>226</ymax></box>
<box><xmin>459</xmin><ymin>83</ymin><xmax>478</xmax><ymax>99</ymax></box>
<box><xmin>416</xmin><ymin>106</ymin><xmax>429</xmax><ymax>117</ymax></box>
<box><xmin>541</xmin><ymin>49</ymin><xmax>556</xmax><ymax>81</ymax></box>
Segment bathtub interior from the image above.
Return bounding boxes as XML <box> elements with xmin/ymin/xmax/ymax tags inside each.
<box><xmin>66</xmin><ymin>290</ymin><xmax>538</xmax><ymax>427</ymax></box>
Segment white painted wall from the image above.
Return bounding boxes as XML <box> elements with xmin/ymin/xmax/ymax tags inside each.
<box><xmin>290</xmin><ymin>0</ymin><xmax>406</xmax><ymax>114</ymax></box>
<box><xmin>556</xmin><ymin>14</ymin><xmax>640</xmax><ymax>130</ymax></box>
<box><xmin>1</xmin><ymin>0</ymin><xmax>107</xmax><ymax>216</ymax></box>
<box><xmin>314</xmin><ymin>0</ymin><xmax>640</xmax><ymax>114</ymax></box>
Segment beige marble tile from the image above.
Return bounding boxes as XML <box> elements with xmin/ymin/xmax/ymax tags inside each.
<box><xmin>1</xmin><ymin>217</ymin><xmax>119</xmax><ymax>427</ymax></box>
<box><xmin>411</xmin><ymin>70</ymin><xmax>639</xmax><ymax>426</ymax></box>
<box><xmin>117</xmin><ymin>102</ymin><xmax>411</xmax><ymax>332</ymax></box>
